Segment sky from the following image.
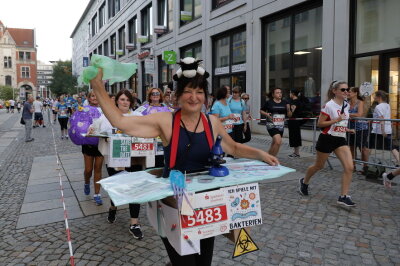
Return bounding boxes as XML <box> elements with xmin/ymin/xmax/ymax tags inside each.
<box><xmin>0</xmin><ymin>0</ymin><xmax>90</xmax><ymax>63</ymax></box>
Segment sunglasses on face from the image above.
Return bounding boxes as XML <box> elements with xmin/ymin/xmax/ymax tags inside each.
<box><xmin>242</xmin><ymin>97</ymin><xmax>249</xmax><ymax>100</ymax></box>
<box><xmin>233</xmin><ymin>91</ymin><xmax>240</xmax><ymax>94</ymax></box>
<box><xmin>166</xmin><ymin>91</ymin><xmax>171</xmax><ymax>94</ymax></box>
<box><xmin>151</xmin><ymin>92</ymin><xmax>160</xmax><ymax>96</ymax></box>
<box><xmin>340</xmin><ymin>88</ymin><xmax>350</xmax><ymax>92</ymax></box>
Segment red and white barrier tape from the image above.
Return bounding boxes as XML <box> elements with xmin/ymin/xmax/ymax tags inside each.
<box><xmin>251</xmin><ymin>117</ymin><xmax>317</xmax><ymax>121</ymax></box>
<box><xmin>51</xmin><ymin>127</ymin><xmax>75</xmax><ymax>266</ymax></box>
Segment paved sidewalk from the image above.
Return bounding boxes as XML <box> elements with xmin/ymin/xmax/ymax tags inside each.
<box><xmin>0</xmin><ymin>108</ymin><xmax>399</xmax><ymax>265</ymax></box>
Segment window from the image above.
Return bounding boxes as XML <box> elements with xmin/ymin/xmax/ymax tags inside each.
<box><xmin>110</xmin><ymin>34</ymin><xmax>116</xmax><ymax>55</ymax></box>
<box><xmin>263</xmin><ymin>4</ymin><xmax>322</xmax><ymax>110</ymax></box>
<box><xmin>213</xmin><ymin>28</ymin><xmax>246</xmax><ymax>93</ymax></box>
<box><xmin>158</xmin><ymin>55</ymin><xmax>173</xmax><ymax>87</ymax></box>
<box><xmin>19</xmin><ymin>51</ymin><xmax>24</xmax><ymax>60</ymax></box>
<box><xmin>21</xmin><ymin>66</ymin><xmax>30</xmax><ymax>78</ymax></box>
<box><xmin>5</xmin><ymin>75</ymin><xmax>11</xmax><ymax>86</ymax></box>
<box><xmin>118</xmin><ymin>26</ymin><xmax>125</xmax><ymax>56</ymax></box>
<box><xmin>180</xmin><ymin>0</ymin><xmax>201</xmax><ymax>25</ymax></box>
<box><xmin>3</xmin><ymin>56</ymin><xmax>12</xmax><ymax>68</ymax></box>
<box><xmin>91</xmin><ymin>14</ymin><xmax>97</xmax><ymax>36</ymax></box>
<box><xmin>98</xmin><ymin>44</ymin><xmax>103</xmax><ymax>55</ymax></box>
<box><xmin>141</xmin><ymin>5</ymin><xmax>153</xmax><ymax>43</ymax></box>
<box><xmin>26</xmin><ymin>52</ymin><xmax>31</xmax><ymax>60</ymax></box>
<box><xmin>128</xmin><ymin>17</ymin><xmax>137</xmax><ymax>48</ymax></box>
<box><xmin>180</xmin><ymin>42</ymin><xmax>202</xmax><ymax>59</ymax></box>
<box><xmin>104</xmin><ymin>39</ymin><xmax>109</xmax><ymax>56</ymax></box>
<box><xmin>108</xmin><ymin>0</ymin><xmax>120</xmax><ymax>19</ymax></box>
<box><xmin>99</xmin><ymin>2</ymin><xmax>106</xmax><ymax>29</ymax></box>
<box><xmin>212</xmin><ymin>0</ymin><xmax>233</xmax><ymax>9</ymax></box>
<box><xmin>355</xmin><ymin>0</ymin><xmax>400</xmax><ymax>54</ymax></box>
<box><xmin>158</xmin><ymin>0</ymin><xmax>173</xmax><ymax>33</ymax></box>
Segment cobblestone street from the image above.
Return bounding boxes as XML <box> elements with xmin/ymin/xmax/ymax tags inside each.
<box><xmin>0</xmin><ymin>108</ymin><xmax>399</xmax><ymax>266</ymax></box>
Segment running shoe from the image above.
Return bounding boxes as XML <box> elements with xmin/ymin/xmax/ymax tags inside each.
<box><xmin>288</xmin><ymin>153</ymin><xmax>300</xmax><ymax>158</ymax></box>
<box><xmin>299</xmin><ymin>178</ymin><xmax>309</xmax><ymax>196</ymax></box>
<box><xmin>94</xmin><ymin>195</ymin><xmax>103</xmax><ymax>206</ymax></box>
<box><xmin>65</xmin><ymin>135</ymin><xmax>69</xmax><ymax>140</ymax></box>
<box><xmin>107</xmin><ymin>208</ymin><xmax>117</xmax><ymax>223</ymax></box>
<box><xmin>337</xmin><ymin>195</ymin><xmax>356</xmax><ymax>207</ymax></box>
<box><xmin>382</xmin><ymin>173</ymin><xmax>392</xmax><ymax>189</ymax></box>
<box><xmin>84</xmin><ymin>184</ymin><xmax>90</xmax><ymax>195</ymax></box>
<box><xmin>61</xmin><ymin>136</ymin><xmax>64</xmax><ymax>140</ymax></box>
<box><xmin>129</xmin><ymin>224</ymin><xmax>144</xmax><ymax>239</ymax></box>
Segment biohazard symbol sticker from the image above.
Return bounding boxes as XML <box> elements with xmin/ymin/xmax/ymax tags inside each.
<box><xmin>232</xmin><ymin>228</ymin><xmax>259</xmax><ymax>258</ymax></box>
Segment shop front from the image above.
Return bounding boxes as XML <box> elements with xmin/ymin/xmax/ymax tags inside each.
<box><xmin>350</xmin><ymin>0</ymin><xmax>400</xmax><ymax>123</ymax></box>
<box><xmin>212</xmin><ymin>27</ymin><xmax>246</xmax><ymax>95</ymax></box>
<box><xmin>261</xmin><ymin>1</ymin><xmax>322</xmax><ymax>116</ymax></box>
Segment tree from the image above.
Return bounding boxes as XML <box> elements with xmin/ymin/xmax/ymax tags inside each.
<box><xmin>49</xmin><ymin>60</ymin><xmax>77</xmax><ymax>96</ymax></box>
<box><xmin>0</xmin><ymin>85</ymin><xmax>15</xmax><ymax>100</ymax></box>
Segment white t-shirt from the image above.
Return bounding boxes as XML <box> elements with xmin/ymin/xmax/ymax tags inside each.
<box><xmin>33</xmin><ymin>100</ymin><xmax>43</xmax><ymax>113</ymax></box>
<box><xmin>372</xmin><ymin>102</ymin><xmax>392</xmax><ymax>134</ymax></box>
<box><xmin>320</xmin><ymin>99</ymin><xmax>349</xmax><ymax>137</ymax></box>
<box><xmin>9</xmin><ymin>100</ymin><xmax>15</xmax><ymax>106</ymax></box>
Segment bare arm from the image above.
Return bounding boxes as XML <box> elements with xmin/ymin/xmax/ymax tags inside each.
<box><xmin>209</xmin><ymin>116</ymin><xmax>279</xmax><ymax>166</ymax></box>
<box><xmin>90</xmin><ymin>68</ymin><xmax>168</xmax><ymax>139</ymax></box>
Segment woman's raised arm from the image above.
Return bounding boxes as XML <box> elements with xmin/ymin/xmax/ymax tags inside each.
<box><xmin>90</xmin><ymin>68</ymin><xmax>166</xmax><ymax>138</ymax></box>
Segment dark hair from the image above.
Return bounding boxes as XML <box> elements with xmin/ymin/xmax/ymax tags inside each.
<box><xmin>147</xmin><ymin>87</ymin><xmax>164</xmax><ymax>104</ymax></box>
<box><xmin>375</xmin><ymin>90</ymin><xmax>388</xmax><ymax>103</ymax></box>
<box><xmin>268</xmin><ymin>88</ymin><xmax>282</xmax><ymax>99</ymax></box>
<box><xmin>115</xmin><ymin>89</ymin><xmax>134</xmax><ymax>109</ymax></box>
<box><xmin>290</xmin><ymin>89</ymin><xmax>301</xmax><ymax>98</ymax></box>
<box><xmin>326</xmin><ymin>80</ymin><xmax>347</xmax><ymax>101</ymax></box>
<box><xmin>350</xmin><ymin>87</ymin><xmax>363</xmax><ymax>101</ymax></box>
<box><xmin>215</xmin><ymin>86</ymin><xmax>228</xmax><ymax>101</ymax></box>
<box><xmin>175</xmin><ymin>74</ymin><xmax>209</xmax><ymax>103</ymax></box>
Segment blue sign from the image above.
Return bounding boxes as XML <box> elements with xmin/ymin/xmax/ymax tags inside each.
<box><xmin>83</xmin><ymin>57</ymin><xmax>89</xmax><ymax>67</ymax></box>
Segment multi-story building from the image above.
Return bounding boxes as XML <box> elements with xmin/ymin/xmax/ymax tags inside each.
<box><xmin>8</xmin><ymin>26</ymin><xmax>37</xmax><ymax>100</ymax></box>
<box><xmin>71</xmin><ymin>0</ymin><xmax>400</xmax><ymax>134</ymax></box>
<box><xmin>37</xmin><ymin>61</ymin><xmax>53</xmax><ymax>99</ymax></box>
<box><xmin>0</xmin><ymin>20</ymin><xmax>17</xmax><ymax>91</ymax></box>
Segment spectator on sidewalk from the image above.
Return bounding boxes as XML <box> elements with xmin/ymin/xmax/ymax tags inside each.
<box><xmin>287</xmin><ymin>89</ymin><xmax>304</xmax><ymax>158</ymax></box>
<box><xmin>5</xmin><ymin>100</ymin><xmax>10</xmax><ymax>113</ymax></box>
<box><xmin>347</xmin><ymin>87</ymin><xmax>369</xmax><ymax>174</ymax></box>
<box><xmin>22</xmin><ymin>96</ymin><xmax>34</xmax><ymax>142</ymax></box>
<box><xmin>33</xmin><ymin>96</ymin><xmax>45</xmax><ymax>128</ymax></box>
<box><xmin>369</xmin><ymin>90</ymin><xmax>400</xmax><ymax>165</ymax></box>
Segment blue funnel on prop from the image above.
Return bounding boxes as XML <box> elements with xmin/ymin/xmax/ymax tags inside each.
<box><xmin>209</xmin><ymin>135</ymin><xmax>229</xmax><ymax>177</ymax></box>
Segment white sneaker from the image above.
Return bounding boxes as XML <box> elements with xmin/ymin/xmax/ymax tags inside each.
<box><xmin>382</xmin><ymin>173</ymin><xmax>392</xmax><ymax>189</ymax></box>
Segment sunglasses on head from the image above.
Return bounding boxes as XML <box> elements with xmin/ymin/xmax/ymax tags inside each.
<box><xmin>151</xmin><ymin>92</ymin><xmax>160</xmax><ymax>96</ymax></box>
<box><xmin>340</xmin><ymin>88</ymin><xmax>350</xmax><ymax>92</ymax></box>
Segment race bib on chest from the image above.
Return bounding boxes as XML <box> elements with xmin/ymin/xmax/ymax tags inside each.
<box><xmin>232</xmin><ymin>114</ymin><xmax>241</xmax><ymax>124</ymax></box>
<box><xmin>331</xmin><ymin>119</ymin><xmax>347</xmax><ymax>137</ymax></box>
<box><xmin>272</xmin><ymin>114</ymin><xmax>285</xmax><ymax>126</ymax></box>
<box><xmin>223</xmin><ymin>119</ymin><xmax>234</xmax><ymax>131</ymax></box>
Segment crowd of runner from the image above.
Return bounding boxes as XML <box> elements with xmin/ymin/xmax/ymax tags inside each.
<box><xmin>7</xmin><ymin>57</ymin><xmax>398</xmax><ymax>266</ymax></box>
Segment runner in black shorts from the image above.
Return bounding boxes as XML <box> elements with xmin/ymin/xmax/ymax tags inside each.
<box><xmin>260</xmin><ymin>88</ymin><xmax>289</xmax><ymax>156</ymax></box>
<box><xmin>299</xmin><ymin>80</ymin><xmax>356</xmax><ymax>207</ymax></box>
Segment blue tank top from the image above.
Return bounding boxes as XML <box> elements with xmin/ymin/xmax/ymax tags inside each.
<box><xmin>349</xmin><ymin>101</ymin><xmax>368</xmax><ymax>130</ymax></box>
<box><xmin>162</xmin><ymin>114</ymin><xmax>214</xmax><ymax>178</ymax></box>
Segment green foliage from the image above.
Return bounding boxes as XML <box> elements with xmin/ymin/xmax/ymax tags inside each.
<box><xmin>0</xmin><ymin>85</ymin><xmax>15</xmax><ymax>100</ymax></box>
<box><xmin>48</xmin><ymin>60</ymin><xmax>77</xmax><ymax>96</ymax></box>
